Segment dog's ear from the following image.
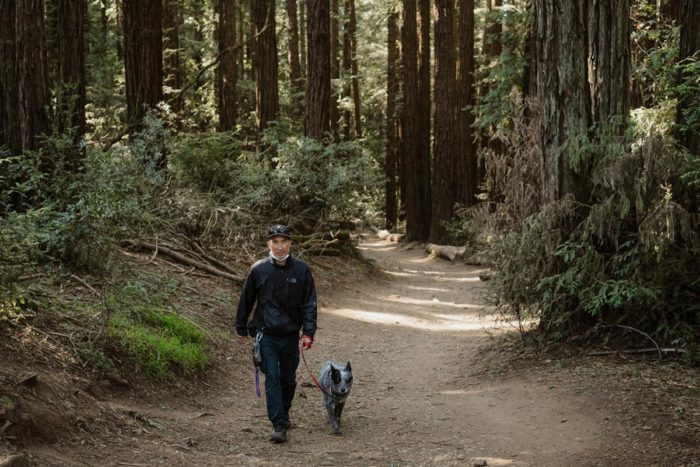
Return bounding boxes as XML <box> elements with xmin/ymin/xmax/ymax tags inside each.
<box><xmin>345</xmin><ymin>361</ymin><xmax>352</xmax><ymax>372</ymax></box>
<box><xmin>331</xmin><ymin>366</ymin><xmax>341</xmax><ymax>384</ymax></box>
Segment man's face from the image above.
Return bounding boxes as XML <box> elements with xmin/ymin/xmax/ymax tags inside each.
<box><xmin>267</xmin><ymin>236</ymin><xmax>292</xmax><ymax>258</ymax></box>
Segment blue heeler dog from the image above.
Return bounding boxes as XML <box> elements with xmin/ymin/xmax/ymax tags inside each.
<box><xmin>318</xmin><ymin>361</ymin><xmax>353</xmax><ymax>435</ymax></box>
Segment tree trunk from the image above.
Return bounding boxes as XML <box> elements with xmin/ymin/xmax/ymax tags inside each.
<box><xmin>55</xmin><ymin>0</ymin><xmax>87</xmax><ymax>170</ymax></box>
<box><xmin>385</xmin><ymin>6</ymin><xmax>400</xmax><ymax>230</ymax></box>
<box><xmin>0</xmin><ymin>0</ymin><xmax>21</xmax><ymax>155</ymax></box>
<box><xmin>403</xmin><ymin>0</ymin><xmax>431</xmax><ymax>241</ymax></box>
<box><xmin>305</xmin><ymin>0</ymin><xmax>331</xmax><ymax>139</ymax></box>
<box><xmin>457</xmin><ymin>0</ymin><xmax>476</xmax><ymax>206</ymax></box>
<box><xmin>330</xmin><ymin>0</ymin><xmax>340</xmax><ymax>139</ymax></box>
<box><xmin>535</xmin><ymin>0</ymin><xmax>592</xmax><ymax>205</ymax></box>
<box><xmin>347</xmin><ymin>0</ymin><xmax>361</xmax><ymax>139</ymax></box>
<box><xmin>677</xmin><ymin>0</ymin><xmax>700</xmax><ymax>156</ymax></box>
<box><xmin>588</xmin><ymin>0</ymin><xmax>630</xmax><ymax>127</ymax></box>
<box><xmin>17</xmin><ymin>0</ymin><xmax>52</xmax><ymax>153</ymax></box>
<box><xmin>417</xmin><ymin>0</ymin><xmax>431</xmax><ymax>201</ymax></box>
<box><xmin>252</xmin><ymin>0</ymin><xmax>279</xmax><ymax>134</ymax></box>
<box><xmin>430</xmin><ymin>0</ymin><xmax>457</xmax><ymax>242</ymax></box>
<box><xmin>299</xmin><ymin>0</ymin><xmax>307</xmax><ymax>80</ymax></box>
<box><xmin>218</xmin><ymin>0</ymin><xmax>238</xmax><ymax>131</ymax></box>
<box><xmin>286</xmin><ymin>0</ymin><xmax>304</xmax><ymax>108</ymax></box>
<box><xmin>658</xmin><ymin>0</ymin><xmax>683</xmax><ymax>23</ymax></box>
<box><xmin>341</xmin><ymin>0</ymin><xmax>352</xmax><ymax>140</ymax></box>
<box><xmin>123</xmin><ymin>0</ymin><xmax>163</xmax><ymax>128</ymax></box>
<box><xmin>163</xmin><ymin>0</ymin><xmax>182</xmax><ymax>113</ymax></box>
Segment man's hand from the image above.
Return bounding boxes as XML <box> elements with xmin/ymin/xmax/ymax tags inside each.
<box><xmin>237</xmin><ymin>334</ymin><xmax>249</xmax><ymax>344</ymax></box>
<box><xmin>300</xmin><ymin>335</ymin><xmax>313</xmax><ymax>350</ymax></box>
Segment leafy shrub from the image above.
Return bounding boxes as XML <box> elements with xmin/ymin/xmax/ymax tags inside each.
<box><xmin>486</xmin><ymin>105</ymin><xmax>700</xmax><ymax>353</ymax></box>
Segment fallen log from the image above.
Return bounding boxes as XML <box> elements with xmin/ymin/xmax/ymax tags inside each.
<box><xmin>122</xmin><ymin>240</ymin><xmax>244</xmax><ymax>284</ymax></box>
<box><xmin>374</xmin><ymin>229</ymin><xmax>404</xmax><ymax>242</ymax></box>
<box><xmin>425</xmin><ymin>243</ymin><xmax>466</xmax><ymax>262</ymax></box>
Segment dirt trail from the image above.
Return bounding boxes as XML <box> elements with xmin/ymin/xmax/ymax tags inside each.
<box><xmin>27</xmin><ymin>237</ymin><xmax>622</xmax><ymax>466</ymax></box>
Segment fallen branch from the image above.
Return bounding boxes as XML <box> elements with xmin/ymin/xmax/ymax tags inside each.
<box><xmin>70</xmin><ymin>274</ymin><xmax>100</xmax><ymax>297</ymax></box>
<box><xmin>122</xmin><ymin>240</ymin><xmax>244</xmax><ymax>284</ymax></box>
<box><xmin>425</xmin><ymin>243</ymin><xmax>466</xmax><ymax>262</ymax></box>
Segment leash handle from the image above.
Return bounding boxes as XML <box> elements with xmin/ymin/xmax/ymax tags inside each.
<box><xmin>300</xmin><ymin>343</ymin><xmax>328</xmax><ymax>396</ymax></box>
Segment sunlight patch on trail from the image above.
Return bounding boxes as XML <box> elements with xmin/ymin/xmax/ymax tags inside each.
<box><xmin>406</xmin><ymin>285</ymin><xmax>450</xmax><ymax>292</ymax></box>
<box><xmin>325</xmin><ymin>307</ymin><xmax>513</xmax><ymax>332</ymax></box>
<box><xmin>379</xmin><ymin>295</ymin><xmax>482</xmax><ymax>309</ymax></box>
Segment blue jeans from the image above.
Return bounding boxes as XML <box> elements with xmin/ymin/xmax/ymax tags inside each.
<box><xmin>259</xmin><ymin>333</ymin><xmax>299</xmax><ymax>427</ymax></box>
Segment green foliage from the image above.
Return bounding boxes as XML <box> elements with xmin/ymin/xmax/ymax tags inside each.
<box><xmin>630</xmin><ymin>6</ymin><xmax>680</xmax><ymax>107</ymax></box>
<box><xmin>105</xmin><ymin>278</ymin><xmax>207</xmax><ymax>378</ymax></box>
<box><xmin>487</xmin><ymin>113</ymin><xmax>700</xmax><ymax>353</ymax></box>
<box><xmin>168</xmin><ymin>130</ymin><xmax>381</xmax><ymax>228</ymax></box>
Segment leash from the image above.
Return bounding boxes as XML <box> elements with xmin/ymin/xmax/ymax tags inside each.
<box><xmin>300</xmin><ymin>344</ymin><xmax>329</xmax><ymax>396</ymax></box>
<box><xmin>254</xmin><ymin>367</ymin><xmax>261</xmax><ymax>397</ymax></box>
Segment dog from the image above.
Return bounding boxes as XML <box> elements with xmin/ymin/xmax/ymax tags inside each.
<box><xmin>318</xmin><ymin>361</ymin><xmax>353</xmax><ymax>435</ymax></box>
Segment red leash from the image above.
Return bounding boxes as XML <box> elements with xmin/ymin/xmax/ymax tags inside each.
<box><xmin>300</xmin><ymin>344</ymin><xmax>329</xmax><ymax>396</ymax></box>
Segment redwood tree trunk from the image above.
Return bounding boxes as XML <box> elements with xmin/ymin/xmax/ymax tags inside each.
<box><xmin>430</xmin><ymin>0</ymin><xmax>457</xmax><ymax>242</ymax></box>
<box><xmin>677</xmin><ymin>0</ymin><xmax>700</xmax><ymax>156</ymax></box>
<box><xmin>417</xmin><ymin>0</ymin><xmax>431</xmax><ymax>199</ymax></box>
<box><xmin>218</xmin><ymin>0</ymin><xmax>238</xmax><ymax>131</ymax></box>
<box><xmin>252</xmin><ymin>0</ymin><xmax>279</xmax><ymax>133</ymax></box>
<box><xmin>330</xmin><ymin>0</ymin><xmax>340</xmax><ymax>139</ymax></box>
<box><xmin>342</xmin><ymin>1</ymin><xmax>352</xmax><ymax>140</ymax></box>
<box><xmin>535</xmin><ymin>0</ymin><xmax>592</xmax><ymax>205</ymax></box>
<box><xmin>347</xmin><ymin>0</ymin><xmax>362</xmax><ymax>139</ymax></box>
<box><xmin>286</xmin><ymin>0</ymin><xmax>303</xmax><ymax>106</ymax></box>
<box><xmin>588</xmin><ymin>0</ymin><xmax>630</xmax><ymax>127</ymax></box>
<box><xmin>56</xmin><ymin>0</ymin><xmax>87</xmax><ymax>169</ymax></box>
<box><xmin>123</xmin><ymin>0</ymin><xmax>163</xmax><ymax>128</ymax></box>
<box><xmin>0</xmin><ymin>0</ymin><xmax>21</xmax><ymax>154</ymax></box>
<box><xmin>403</xmin><ymin>0</ymin><xmax>431</xmax><ymax>241</ymax></box>
<box><xmin>17</xmin><ymin>0</ymin><xmax>52</xmax><ymax>152</ymax></box>
<box><xmin>163</xmin><ymin>0</ymin><xmax>182</xmax><ymax>113</ymax></box>
<box><xmin>457</xmin><ymin>0</ymin><xmax>476</xmax><ymax>206</ymax></box>
<box><xmin>305</xmin><ymin>0</ymin><xmax>331</xmax><ymax>139</ymax></box>
<box><xmin>385</xmin><ymin>6</ymin><xmax>400</xmax><ymax>230</ymax></box>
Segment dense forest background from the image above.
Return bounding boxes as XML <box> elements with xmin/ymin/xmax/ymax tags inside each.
<box><xmin>0</xmin><ymin>0</ymin><xmax>698</xmax><ymax>378</ymax></box>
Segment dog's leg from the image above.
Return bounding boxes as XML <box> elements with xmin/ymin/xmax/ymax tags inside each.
<box><xmin>333</xmin><ymin>402</ymin><xmax>345</xmax><ymax>435</ymax></box>
<box><xmin>324</xmin><ymin>396</ymin><xmax>341</xmax><ymax>434</ymax></box>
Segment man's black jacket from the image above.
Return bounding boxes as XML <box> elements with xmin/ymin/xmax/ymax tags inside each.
<box><xmin>235</xmin><ymin>255</ymin><xmax>317</xmax><ymax>338</ymax></box>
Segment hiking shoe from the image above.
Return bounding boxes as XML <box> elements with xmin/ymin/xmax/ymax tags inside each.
<box><xmin>284</xmin><ymin>419</ymin><xmax>293</xmax><ymax>429</ymax></box>
<box><xmin>270</xmin><ymin>425</ymin><xmax>287</xmax><ymax>443</ymax></box>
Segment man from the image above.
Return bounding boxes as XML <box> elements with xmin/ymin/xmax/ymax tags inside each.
<box><xmin>235</xmin><ymin>224</ymin><xmax>317</xmax><ymax>443</ymax></box>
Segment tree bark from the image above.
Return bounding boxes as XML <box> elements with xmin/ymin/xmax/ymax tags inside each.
<box><xmin>286</xmin><ymin>0</ymin><xmax>304</xmax><ymax>108</ymax></box>
<box><xmin>123</xmin><ymin>0</ymin><xmax>163</xmax><ymax>128</ymax></box>
<box><xmin>299</xmin><ymin>0</ymin><xmax>307</xmax><ymax>80</ymax></box>
<box><xmin>535</xmin><ymin>0</ymin><xmax>592</xmax><ymax>205</ymax></box>
<box><xmin>305</xmin><ymin>0</ymin><xmax>331</xmax><ymax>139</ymax></box>
<box><xmin>347</xmin><ymin>0</ymin><xmax>362</xmax><ymax>139</ymax></box>
<box><xmin>17</xmin><ymin>0</ymin><xmax>52</xmax><ymax>153</ymax></box>
<box><xmin>430</xmin><ymin>0</ymin><xmax>457</xmax><ymax>242</ymax></box>
<box><xmin>330</xmin><ymin>0</ymin><xmax>341</xmax><ymax>139</ymax></box>
<box><xmin>457</xmin><ymin>0</ymin><xmax>476</xmax><ymax>206</ymax></box>
<box><xmin>588</xmin><ymin>0</ymin><xmax>630</xmax><ymax>127</ymax></box>
<box><xmin>217</xmin><ymin>0</ymin><xmax>238</xmax><ymax>131</ymax></box>
<box><xmin>0</xmin><ymin>0</ymin><xmax>21</xmax><ymax>155</ymax></box>
<box><xmin>403</xmin><ymin>0</ymin><xmax>432</xmax><ymax>241</ymax></box>
<box><xmin>252</xmin><ymin>0</ymin><xmax>279</xmax><ymax>134</ymax></box>
<box><xmin>342</xmin><ymin>0</ymin><xmax>352</xmax><ymax>140</ymax></box>
<box><xmin>676</xmin><ymin>0</ymin><xmax>700</xmax><ymax>156</ymax></box>
<box><xmin>417</xmin><ymin>0</ymin><xmax>431</xmax><ymax>199</ymax></box>
<box><xmin>163</xmin><ymin>0</ymin><xmax>182</xmax><ymax>113</ymax></box>
<box><xmin>385</xmin><ymin>6</ymin><xmax>400</xmax><ymax>230</ymax></box>
<box><xmin>658</xmin><ymin>0</ymin><xmax>683</xmax><ymax>24</ymax></box>
<box><xmin>55</xmin><ymin>0</ymin><xmax>87</xmax><ymax>170</ymax></box>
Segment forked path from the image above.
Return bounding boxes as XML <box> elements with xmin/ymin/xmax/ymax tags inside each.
<box><xmin>224</xmin><ymin>237</ymin><xmax>610</xmax><ymax>466</ymax></box>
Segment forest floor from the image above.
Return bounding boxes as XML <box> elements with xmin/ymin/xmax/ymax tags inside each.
<box><xmin>1</xmin><ymin>234</ymin><xmax>699</xmax><ymax>466</ymax></box>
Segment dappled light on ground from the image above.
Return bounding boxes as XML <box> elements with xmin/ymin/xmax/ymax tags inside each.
<box><xmin>378</xmin><ymin>294</ymin><xmax>482</xmax><ymax>309</ymax></box>
<box><xmin>325</xmin><ymin>307</ymin><xmax>515</xmax><ymax>332</ymax></box>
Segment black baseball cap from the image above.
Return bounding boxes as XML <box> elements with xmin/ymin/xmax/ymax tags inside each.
<box><xmin>267</xmin><ymin>224</ymin><xmax>291</xmax><ymax>239</ymax></box>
